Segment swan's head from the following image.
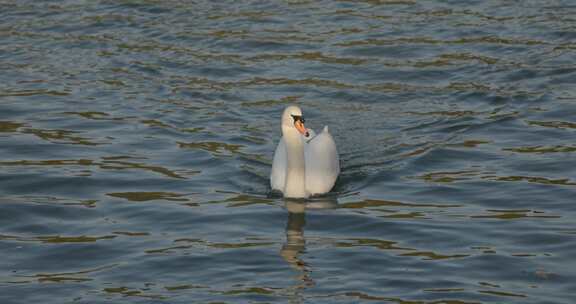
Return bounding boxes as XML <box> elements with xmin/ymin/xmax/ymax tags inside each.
<box><xmin>282</xmin><ymin>105</ymin><xmax>309</xmax><ymax>137</ymax></box>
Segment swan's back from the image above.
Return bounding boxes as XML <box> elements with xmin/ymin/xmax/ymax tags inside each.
<box><xmin>271</xmin><ymin>127</ymin><xmax>339</xmax><ymax>196</ymax></box>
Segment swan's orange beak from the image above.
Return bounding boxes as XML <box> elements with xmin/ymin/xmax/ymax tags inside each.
<box><xmin>294</xmin><ymin>120</ymin><xmax>309</xmax><ymax>137</ymax></box>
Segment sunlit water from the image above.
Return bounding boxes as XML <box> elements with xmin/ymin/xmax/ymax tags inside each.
<box><xmin>1</xmin><ymin>1</ymin><xmax>576</xmax><ymax>303</ymax></box>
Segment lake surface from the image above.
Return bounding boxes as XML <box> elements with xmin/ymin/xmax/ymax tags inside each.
<box><xmin>1</xmin><ymin>0</ymin><xmax>576</xmax><ymax>303</ymax></box>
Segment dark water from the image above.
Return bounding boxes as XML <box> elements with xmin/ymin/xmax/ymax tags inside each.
<box><xmin>2</xmin><ymin>0</ymin><xmax>576</xmax><ymax>303</ymax></box>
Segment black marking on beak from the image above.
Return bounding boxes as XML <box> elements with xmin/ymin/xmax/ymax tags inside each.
<box><xmin>291</xmin><ymin>115</ymin><xmax>305</xmax><ymax>123</ymax></box>
<box><xmin>291</xmin><ymin>114</ymin><xmax>309</xmax><ymax>137</ymax></box>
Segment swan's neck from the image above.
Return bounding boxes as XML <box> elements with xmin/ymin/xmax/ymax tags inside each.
<box><xmin>283</xmin><ymin>125</ymin><xmax>307</xmax><ymax>198</ymax></box>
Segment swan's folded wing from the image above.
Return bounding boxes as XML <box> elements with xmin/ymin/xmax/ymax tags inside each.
<box><xmin>270</xmin><ymin>137</ymin><xmax>287</xmax><ymax>192</ymax></box>
<box><xmin>305</xmin><ymin>126</ymin><xmax>340</xmax><ymax>195</ymax></box>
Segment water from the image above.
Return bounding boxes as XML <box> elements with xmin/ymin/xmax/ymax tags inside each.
<box><xmin>1</xmin><ymin>0</ymin><xmax>576</xmax><ymax>303</ymax></box>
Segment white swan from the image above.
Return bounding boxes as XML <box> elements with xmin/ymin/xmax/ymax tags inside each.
<box><xmin>270</xmin><ymin>105</ymin><xmax>340</xmax><ymax>198</ymax></box>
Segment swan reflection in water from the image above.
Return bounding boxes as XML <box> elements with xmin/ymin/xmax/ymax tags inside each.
<box><xmin>280</xmin><ymin>197</ymin><xmax>338</xmax><ymax>297</ymax></box>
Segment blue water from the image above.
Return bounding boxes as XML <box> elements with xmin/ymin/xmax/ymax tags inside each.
<box><xmin>1</xmin><ymin>1</ymin><xmax>576</xmax><ymax>303</ymax></box>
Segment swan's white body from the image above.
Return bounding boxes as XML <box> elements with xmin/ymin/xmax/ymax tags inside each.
<box><xmin>271</xmin><ymin>106</ymin><xmax>340</xmax><ymax>198</ymax></box>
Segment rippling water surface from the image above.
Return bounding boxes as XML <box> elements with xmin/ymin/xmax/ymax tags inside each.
<box><xmin>2</xmin><ymin>0</ymin><xmax>576</xmax><ymax>303</ymax></box>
